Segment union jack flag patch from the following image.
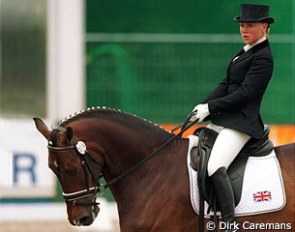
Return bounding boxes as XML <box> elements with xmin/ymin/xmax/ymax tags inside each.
<box><xmin>253</xmin><ymin>190</ymin><xmax>272</xmax><ymax>202</ymax></box>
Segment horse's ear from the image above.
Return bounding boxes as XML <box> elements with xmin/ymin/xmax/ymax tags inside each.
<box><xmin>33</xmin><ymin>118</ymin><xmax>51</xmax><ymax>140</ymax></box>
<box><xmin>66</xmin><ymin>127</ymin><xmax>73</xmax><ymax>141</ymax></box>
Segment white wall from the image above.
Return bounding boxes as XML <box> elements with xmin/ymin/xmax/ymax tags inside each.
<box><xmin>0</xmin><ymin>119</ymin><xmax>54</xmax><ymax>198</ymax></box>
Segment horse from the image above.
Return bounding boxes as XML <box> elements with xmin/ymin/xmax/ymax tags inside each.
<box><xmin>33</xmin><ymin>107</ymin><xmax>295</xmax><ymax>231</ymax></box>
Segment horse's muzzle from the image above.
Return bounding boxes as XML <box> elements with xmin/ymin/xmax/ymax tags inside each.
<box><xmin>68</xmin><ymin>204</ymin><xmax>100</xmax><ymax>226</ymax></box>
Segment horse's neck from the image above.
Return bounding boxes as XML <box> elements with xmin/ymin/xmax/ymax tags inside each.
<box><xmin>98</xmin><ymin>119</ymin><xmax>172</xmax><ymax>157</ymax></box>
<box><xmin>78</xmin><ymin>118</ymin><xmax>170</xmax><ymax>178</ymax></box>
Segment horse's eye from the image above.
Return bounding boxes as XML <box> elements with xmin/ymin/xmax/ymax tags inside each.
<box><xmin>65</xmin><ymin>167</ymin><xmax>79</xmax><ymax>175</ymax></box>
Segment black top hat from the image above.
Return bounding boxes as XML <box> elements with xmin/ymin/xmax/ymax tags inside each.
<box><xmin>234</xmin><ymin>4</ymin><xmax>274</xmax><ymax>24</ymax></box>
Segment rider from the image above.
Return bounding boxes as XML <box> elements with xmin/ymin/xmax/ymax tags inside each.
<box><xmin>190</xmin><ymin>4</ymin><xmax>274</xmax><ymax>231</ymax></box>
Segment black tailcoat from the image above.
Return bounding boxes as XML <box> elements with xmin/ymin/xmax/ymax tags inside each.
<box><xmin>204</xmin><ymin>40</ymin><xmax>273</xmax><ymax>139</ymax></box>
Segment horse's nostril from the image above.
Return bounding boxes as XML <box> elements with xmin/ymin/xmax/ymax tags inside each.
<box><xmin>79</xmin><ymin>215</ymin><xmax>92</xmax><ymax>226</ymax></box>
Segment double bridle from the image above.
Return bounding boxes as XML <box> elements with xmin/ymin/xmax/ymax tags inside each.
<box><xmin>48</xmin><ymin>114</ymin><xmax>196</xmax><ymax>207</ymax></box>
<box><xmin>48</xmin><ymin>134</ymin><xmax>103</xmax><ymax>206</ymax></box>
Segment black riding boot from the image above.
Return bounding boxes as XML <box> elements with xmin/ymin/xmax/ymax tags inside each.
<box><xmin>211</xmin><ymin>167</ymin><xmax>237</xmax><ymax>232</ymax></box>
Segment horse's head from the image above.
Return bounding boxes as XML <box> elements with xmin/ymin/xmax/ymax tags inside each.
<box><xmin>33</xmin><ymin>118</ymin><xmax>103</xmax><ymax>226</ymax></box>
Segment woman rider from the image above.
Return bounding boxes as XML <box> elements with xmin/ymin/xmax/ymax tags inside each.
<box><xmin>190</xmin><ymin>4</ymin><xmax>275</xmax><ymax>231</ymax></box>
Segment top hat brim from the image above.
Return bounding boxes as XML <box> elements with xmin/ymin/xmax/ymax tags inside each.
<box><xmin>234</xmin><ymin>16</ymin><xmax>274</xmax><ymax>24</ymax></box>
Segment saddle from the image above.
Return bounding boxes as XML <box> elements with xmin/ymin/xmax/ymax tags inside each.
<box><xmin>190</xmin><ymin>125</ymin><xmax>274</xmax><ymax>208</ymax></box>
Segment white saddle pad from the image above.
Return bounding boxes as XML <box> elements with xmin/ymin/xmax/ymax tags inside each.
<box><xmin>187</xmin><ymin>135</ymin><xmax>286</xmax><ymax>217</ymax></box>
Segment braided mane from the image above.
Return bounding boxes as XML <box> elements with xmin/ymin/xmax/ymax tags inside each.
<box><xmin>59</xmin><ymin>106</ymin><xmax>171</xmax><ymax>134</ymax></box>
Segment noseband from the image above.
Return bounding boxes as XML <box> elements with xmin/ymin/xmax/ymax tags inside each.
<box><xmin>48</xmin><ymin>129</ymin><xmax>103</xmax><ymax>207</ymax></box>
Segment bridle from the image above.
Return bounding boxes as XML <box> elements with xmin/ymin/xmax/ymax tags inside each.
<box><xmin>48</xmin><ymin>113</ymin><xmax>196</xmax><ymax>207</ymax></box>
<box><xmin>48</xmin><ymin>130</ymin><xmax>103</xmax><ymax>207</ymax></box>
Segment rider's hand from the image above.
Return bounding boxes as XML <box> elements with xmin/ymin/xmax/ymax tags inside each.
<box><xmin>190</xmin><ymin>103</ymin><xmax>210</xmax><ymax>122</ymax></box>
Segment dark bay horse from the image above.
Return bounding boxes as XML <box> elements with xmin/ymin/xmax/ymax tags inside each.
<box><xmin>34</xmin><ymin>107</ymin><xmax>295</xmax><ymax>231</ymax></box>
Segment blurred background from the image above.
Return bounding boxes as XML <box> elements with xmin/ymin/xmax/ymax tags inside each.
<box><xmin>0</xmin><ymin>0</ymin><xmax>294</xmax><ymax>231</ymax></box>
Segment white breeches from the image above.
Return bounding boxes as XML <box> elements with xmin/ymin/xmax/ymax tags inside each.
<box><xmin>207</xmin><ymin>123</ymin><xmax>251</xmax><ymax>177</ymax></box>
